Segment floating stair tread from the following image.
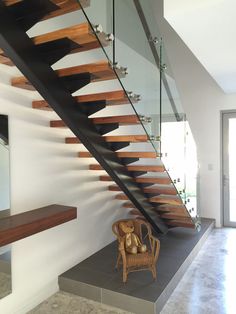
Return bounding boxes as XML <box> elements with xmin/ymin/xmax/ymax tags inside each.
<box><xmin>51</xmin><ymin>115</ymin><xmax>140</xmax><ymax>128</ymax></box>
<box><xmin>135</xmin><ymin>177</ymin><xmax>172</xmax><ymax>184</ymax></box>
<box><xmin>115</xmin><ymin>193</ymin><xmax>128</xmax><ymax>200</ymax></box>
<box><xmin>126</xmin><ymin>165</ymin><xmax>165</xmax><ymax>172</ymax></box>
<box><xmin>32</xmin><ymin>23</ymin><xmax>97</xmax><ymax>46</ymax></box>
<box><xmin>123</xmin><ymin>202</ymin><xmax>136</xmax><ymax>209</ymax></box>
<box><xmin>157</xmin><ymin>205</ymin><xmax>187</xmax><ymax>214</ymax></box>
<box><xmin>3</xmin><ymin>0</ymin><xmax>90</xmax><ymax>20</ymax></box>
<box><xmin>100</xmin><ymin>175</ymin><xmax>113</xmax><ymax>182</ymax></box>
<box><xmin>78</xmin><ymin>151</ymin><xmax>158</xmax><ymax>158</ymax></box>
<box><xmin>117</xmin><ymin>151</ymin><xmax>158</xmax><ymax>158</ymax></box>
<box><xmin>66</xmin><ymin>135</ymin><xmax>148</xmax><ymax>144</ymax></box>
<box><xmin>12</xmin><ymin>61</ymin><xmax>124</xmax><ymax>90</ymax></box>
<box><xmin>0</xmin><ymin>204</ymin><xmax>76</xmax><ymax>247</ymax></box>
<box><xmin>0</xmin><ymin>55</ymin><xmax>13</xmax><ymax>66</ymax></box>
<box><xmin>0</xmin><ymin>22</ymin><xmax>101</xmax><ymax>56</ymax></box>
<box><xmin>33</xmin><ymin>90</ymin><xmax>131</xmax><ymax>110</ymax></box>
<box><xmin>143</xmin><ymin>187</ymin><xmax>177</xmax><ymax>195</ymax></box>
<box><xmin>108</xmin><ymin>185</ymin><xmax>121</xmax><ymax>191</ymax></box>
<box><xmin>100</xmin><ymin>175</ymin><xmax>171</xmax><ymax>185</ymax></box>
<box><xmin>149</xmin><ymin>196</ymin><xmax>182</xmax><ymax>205</ymax></box>
<box><xmin>161</xmin><ymin>213</ymin><xmax>191</xmax><ymax>220</ymax></box>
<box><xmin>91</xmin><ymin>115</ymin><xmax>140</xmax><ymax>125</ymax></box>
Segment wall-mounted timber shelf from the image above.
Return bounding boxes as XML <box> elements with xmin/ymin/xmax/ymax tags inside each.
<box><xmin>0</xmin><ymin>204</ymin><xmax>77</xmax><ymax>247</ymax></box>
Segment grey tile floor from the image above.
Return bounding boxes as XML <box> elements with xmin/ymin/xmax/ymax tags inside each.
<box><xmin>29</xmin><ymin>228</ymin><xmax>236</xmax><ymax>314</ymax></box>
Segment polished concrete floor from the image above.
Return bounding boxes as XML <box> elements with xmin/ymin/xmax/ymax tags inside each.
<box><xmin>29</xmin><ymin>228</ymin><xmax>236</xmax><ymax>314</ymax></box>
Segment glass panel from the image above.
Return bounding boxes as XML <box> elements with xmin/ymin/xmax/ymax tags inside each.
<box><xmin>78</xmin><ymin>0</ymin><xmax>161</xmax><ymax>154</ymax></box>
<box><xmin>0</xmin><ymin>114</ymin><xmax>11</xmax><ymax>299</ymax></box>
<box><xmin>114</xmin><ymin>0</ymin><xmax>161</xmax><ymax>153</ymax></box>
<box><xmin>78</xmin><ymin>0</ymin><xmax>113</xmax><ymax>61</ymax></box>
<box><xmin>185</xmin><ymin>123</ymin><xmax>198</xmax><ymax>218</ymax></box>
<box><xmin>78</xmin><ymin>0</ymin><xmax>199</xmax><ymax>228</ymax></box>
<box><xmin>229</xmin><ymin>118</ymin><xmax>236</xmax><ymax>222</ymax></box>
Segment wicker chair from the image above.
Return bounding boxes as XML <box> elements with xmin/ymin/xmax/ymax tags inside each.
<box><xmin>112</xmin><ymin>219</ymin><xmax>160</xmax><ymax>283</ymax></box>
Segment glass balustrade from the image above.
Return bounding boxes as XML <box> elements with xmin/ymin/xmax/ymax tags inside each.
<box><xmin>77</xmin><ymin>0</ymin><xmax>200</xmax><ymax>227</ymax></box>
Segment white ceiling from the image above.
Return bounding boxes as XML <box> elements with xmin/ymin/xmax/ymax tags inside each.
<box><xmin>164</xmin><ymin>0</ymin><xmax>236</xmax><ymax>93</ymax></box>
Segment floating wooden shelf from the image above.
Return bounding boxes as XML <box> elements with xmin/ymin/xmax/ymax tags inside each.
<box><xmin>0</xmin><ymin>204</ymin><xmax>76</xmax><ymax>247</ymax></box>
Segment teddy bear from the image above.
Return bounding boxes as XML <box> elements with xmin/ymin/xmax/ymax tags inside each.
<box><xmin>119</xmin><ymin>221</ymin><xmax>147</xmax><ymax>255</ymax></box>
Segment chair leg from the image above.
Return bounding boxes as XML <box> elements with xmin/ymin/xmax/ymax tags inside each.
<box><xmin>123</xmin><ymin>268</ymin><xmax>128</xmax><ymax>283</ymax></box>
<box><xmin>115</xmin><ymin>253</ymin><xmax>121</xmax><ymax>270</ymax></box>
<box><xmin>151</xmin><ymin>266</ymin><xmax>157</xmax><ymax>280</ymax></box>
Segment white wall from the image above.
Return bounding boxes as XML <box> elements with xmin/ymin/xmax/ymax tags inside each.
<box><xmin>151</xmin><ymin>0</ymin><xmax>236</xmax><ymax>227</ymax></box>
<box><xmin>0</xmin><ymin>141</ymin><xmax>10</xmax><ymax>210</ymax></box>
<box><xmin>0</xmin><ymin>63</ymin><xmax>129</xmax><ymax>314</ymax></box>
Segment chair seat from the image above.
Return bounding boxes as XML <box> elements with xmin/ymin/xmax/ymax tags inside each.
<box><xmin>126</xmin><ymin>251</ymin><xmax>153</xmax><ymax>267</ymax></box>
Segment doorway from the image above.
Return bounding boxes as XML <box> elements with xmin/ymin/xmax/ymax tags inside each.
<box><xmin>222</xmin><ymin>111</ymin><xmax>236</xmax><ymax>227</ymax></box>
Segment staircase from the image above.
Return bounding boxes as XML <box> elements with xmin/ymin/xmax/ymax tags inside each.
<box><xmin>0</xmin><ymin>0</ymin><xmax>199</xmax><ymax>233</ymax></box>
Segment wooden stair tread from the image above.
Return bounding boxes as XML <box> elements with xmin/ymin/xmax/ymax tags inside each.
<box><xmin>78</xmin><ymin>151</ymin><xmax>158</xmax><ymax>158</ymax></box>
<box><xmin>91</xmin><ymin>115</ymin><xmax>140</xmax><ymax>125</ymax></box>
<box><xmin>108</xmin><ymin>185</ymin><xmax>121</xmax><ymax>191</ymax></box>
<box><xmin>33</xmin><ymin>90</ymin><xmax>132</xmax><ymax>110</ymax></box>
<box><xmin>118</xmin><ymin>151</ymin><xmax>158</xmax><ymax>158</ymax></box>
<box><xmin>126</xmin><ymin>165</ymin><xmax>165</xmax><ymax>172</ymax></box>
<box><xmin>157</xmin><ymin>205</ymin><xmax>187</xmax><ymax>214</ymax></box>
<box><xmin>149</xmin><ymin>196</ymin><xmax>182</xmax><ymax>205</ymax></box>
<box><xmin>0</xmin><ymin>204</ymin><xmax>76</xmax><ymax>247</ymax></box>
<box><xmin>90</xmin><ymin>164</ymin><xmax>165</xmax><ymax>172</ymax></box>
<box><xmin>100</xmin><ymin>175</ymin><xmax>113</xmax><ymax>182</ymax></box>
<box><xmin>122</xmin><ymin>202</ymin><xmax>136</xmax><ymax>209</ymax></box>
<box><xmin>51</xmin><ymin>115</ymin><xmax>140</xmax><ymax>128</ymax></box>
<box><xmin>100</xmin><ymin>175</ymin><xmax>171</xmax><ymax>185</ymax></box>
<box><xmin>143</xmin><ymin>187</ymin><xmax>176</xmax><ymax>195</ymax></box>
<box><xmin>12</xmin><ymin>61</ymin><xmax>124</xmax><ymax>90</ymax></box>
<box><xmin>0</xmin><ymin>22</ymin><xmax>104</xmax><ymax>57</ymax></box>
<box><xmin>115</xmin><ymin>193</ymin><xmax>128</xmax><ymax>200</ymax></box>
<box><xmin>66</xmin><ymin>135</ymin><xmax>148</xmax><ymax>144</ymax></box>
<box><xmin>160</xmin><ymin>213</ymin><xmax>191</xmax><ymax>220</ymax></box>
<box><xmin>3</xmin><ymin>0</ymin><xmax>90</xmax><ymax>20</ymax></box>
<box><xmin>135</xmin><ymin>177</ymin><xmax>172</xmax><ymax>184</ymax></box>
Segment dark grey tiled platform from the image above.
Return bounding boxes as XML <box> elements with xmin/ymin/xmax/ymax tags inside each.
<box><xmin>59</xmin><ymin>218</ymin><xmax>214</xmax><ymax>314</ymax></box>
